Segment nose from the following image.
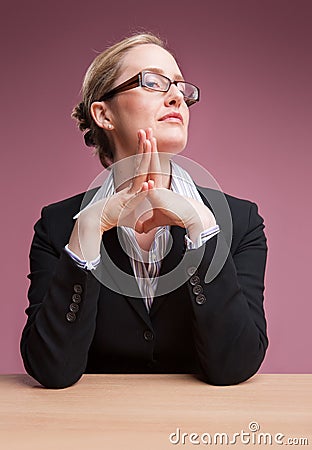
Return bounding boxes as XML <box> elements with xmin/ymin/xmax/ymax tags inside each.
<box><xmin>164</xmin><ymin>83</ymin><xmax>184</xmax><ymax>107</ymax></box>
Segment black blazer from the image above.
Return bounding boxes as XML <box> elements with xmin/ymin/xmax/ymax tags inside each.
<box><xmin>21</xmin><ymin>186</ymin><xmax>268</xmax><ymax>389</ymax></box>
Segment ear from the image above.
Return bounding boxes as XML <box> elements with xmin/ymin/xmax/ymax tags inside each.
<box><xmin>90</xmin><ymin>102</ymin><xmax>114</xmax><ymax>130</ymax></box>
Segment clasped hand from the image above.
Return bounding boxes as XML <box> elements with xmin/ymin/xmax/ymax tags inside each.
<box><xmin>79</xmin><ymin>128</ymin><xmax>216</xmax><ymax>242</ymax></box>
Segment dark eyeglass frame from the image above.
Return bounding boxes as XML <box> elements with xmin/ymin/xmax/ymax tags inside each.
<box><xmin>98</xmin><ymin>71</ymin><xmax>200</xmax><ymax>107</ymax></box>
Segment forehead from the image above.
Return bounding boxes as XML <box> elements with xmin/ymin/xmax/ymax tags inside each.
<box><xmin>118</xmin><ymin>44</ymin><xmax>183</xmax><ymax>81</ymax></box>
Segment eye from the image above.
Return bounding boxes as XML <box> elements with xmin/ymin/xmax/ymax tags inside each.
<box><xmin>144</xmin><ymin>74</ymin><xmax>164</xmax><ymax>90</ymax></box>
<box><xmin>146</xmin><ymin>80</ymin><xmax>161</xmax><ymax>89</ymax></box>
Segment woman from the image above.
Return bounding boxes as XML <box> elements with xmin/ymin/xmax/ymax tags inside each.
<box><xmin>21</xmin><ymin>33</ymin><xmax>268</xmax><ymax>389</ymax></box>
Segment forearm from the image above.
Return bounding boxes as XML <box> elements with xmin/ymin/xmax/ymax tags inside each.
<box><xmin>68</xmin><ymin>215</ymin><xmax>102</xmax><ymax>261</ymax></box>
<box><xmin>21</xmin><ymin>250</ymin><xmax>101</xmax><ymax>389</ymax></box>
<box><xmin>184</xmin><ymin>231</ymin><xmax>268</xmax><ymax>385</ymax></box>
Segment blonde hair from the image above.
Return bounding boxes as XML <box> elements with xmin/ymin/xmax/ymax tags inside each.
<box><xmin>72</xmin><ymin>33</ymin><xmax>167</xmax><ymax>168</ymax></box>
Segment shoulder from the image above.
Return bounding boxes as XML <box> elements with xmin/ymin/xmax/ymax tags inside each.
<box><xmin>197</xmin><ymin>185</ymin><xmax>262</xmax><ymax>221</ymax></box>
<box><xmin>196</xmin><ymin>186</ymin><xmax>265</xmax><ymax>248</ymax></box>
<box><xmin>197</xmin><ymin>185</ymin><xmax>255</xmax><ymax>209</ymax></box>
<box><xmin>41</xmin><ymin>188</ymin><xmax>99</xmax><ymax>219</ymax></box>
<box><xmin>42</xmin><ymin>191</ymin><xmax>89</xmax><ymax>215</ymax></box>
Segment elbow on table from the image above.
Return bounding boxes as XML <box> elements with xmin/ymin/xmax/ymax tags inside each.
<box><xmin>197</xmin><ymin>349</ymin><xmax>267</xmax><ymax>386</ymax></box>
<box><xmin>22</xmin><ymin>354</ymin><xmax>84</xmax><ymax>389</ymax></box>
<box><xmin>21</xmin><ymin>343</ymin><xmax>85</xmax><ymax>389</ymax></box>
<box><xmin>28</xmin><ymin>370</ymin><xmax>83</xmax><ymax>389</ymax></box>
<box><xmin>197</xmin><ymin>367</ymin><xmax>259</xmax><ymax>386</ymax></box>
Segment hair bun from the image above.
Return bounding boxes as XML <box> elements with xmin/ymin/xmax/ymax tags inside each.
<box><xmin>72</xmin><ymin>102</ymin><xmax>90</xmax><ymax>131</ymax></box>
<box><xmin>83</xmin><ymin>130</ymin><xmax>95</xmax><ymax>147</ymax></box>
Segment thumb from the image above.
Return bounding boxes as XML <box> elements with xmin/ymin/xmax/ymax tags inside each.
<box><xmin>141</xmin><ymin>214</ymin><xmax>156</xmax><ymax>233</ymax></box>
<box><xmin>134</xmin><ymin>218</ymin><xmax>144</xmax><ymax>234</ymax></box>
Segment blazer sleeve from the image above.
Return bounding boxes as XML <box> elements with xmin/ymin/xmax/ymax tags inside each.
<box><xmin>20</xmin><ymin>207</ymin><xmax>101</xmax><ymax>389</ymax></box>
<box><xmin>183</xmin><ymin>200</ymin><xmax>268</xmax><ymax>385</ymax></box>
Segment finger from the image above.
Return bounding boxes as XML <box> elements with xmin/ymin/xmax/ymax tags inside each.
<box><xmin>125</xmin><ymin>182</ymin><xmax>149</xmax><ymax>203</ymax></box>
<box><xmin>141</xmin><ymin>215</ymin><xmax>155</xmax><ymax>234</ymax></box>
<box><xmin>150</xmin><ymin>136</ymin><xmax>162</xmax><ymax>187</ymax></box>
<box><xmin>129</xmin><ymin>131</ymin><xmax>151</xmax><ymax>193</ymax></box>
<box><xmin>143</xmin><ymin>128</ymin><xmax>160</xmax><ymax>184</ymax></box>
<box><xmin>133</xmin><ymin>129</ymin><xmax>145</xmax><ymax>169</ymax></box>
<box><xmin>136</xmin><ymin>138</ymin><xmax>151</xmax><ymax>181</ymax></box>
<box><xmin>147</xmin><ymin>179</ymin><xmax>154</xmax><ymax>190</ymax></box>
<box><xmin>141</xmin><ymin>210</ymin><xmax>170</xmax><ymax>233</ymax></box>
<box><xmin>136</xmin><ymin>130</ymin><xmax>150</xmax><ymax>171</ymax></box>
<box><xmin>145</xmin><ymin>128</ymin><xmax>159</xmax><ymax>181</ymax></box>
<box><xmin>134</xmin><ymin>218</ymin><xmax>144</xmax><ymax>233</ymax></box>
<box><xmin>117</xmin><ymin>187</ymin><xmax>150</xmax><ymax>228</ymax></box>
<box><xmin>141</xmin><ymin>181</ymin><xmax>149</xmax><ymax>192</ymax></box>
<box><xmin>145</xmin><ymin>127</ymin><xmax>153</xmax><ymax>141</ymax></box>
<box><xmin>134</xmin><ymin>129</ymin><xmax>145</xmax><ymax>171</ymax></box>
<box><xmin>137</xmin><ymin>129</ymin><xmax>145</xmax><ymax>155</ymax></box>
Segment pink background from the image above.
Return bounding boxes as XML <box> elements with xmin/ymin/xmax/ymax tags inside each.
<box><xmin>1</xmin><ymin>0</ymin><xmax>311</xmax><ymax>374</ymax></box>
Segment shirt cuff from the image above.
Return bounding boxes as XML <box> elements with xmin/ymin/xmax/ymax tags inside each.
<box><xmin>64</xmin><ymin>244</ymin><xmax>101</xmax><ymax>270</ymax></box>
<box><xmin>185</xmin><ymin>225</ymin><xmax>220</xmax><ymax>250</ymax></box>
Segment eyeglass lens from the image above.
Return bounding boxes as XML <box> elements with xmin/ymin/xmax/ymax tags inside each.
<box><xmin>142</xmin><ymin>72</ymin><xmax>198</xmax><ymax>102</ymax></box>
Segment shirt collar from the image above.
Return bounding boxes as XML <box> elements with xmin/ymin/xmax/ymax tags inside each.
<box><xmin>74</xmin><ymin>160</ymin><xmax>202</xmax><ymax>219</ymax></box>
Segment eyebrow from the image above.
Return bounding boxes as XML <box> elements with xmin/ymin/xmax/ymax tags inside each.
<box><xmin>143</xmin><ymin>67</ymin><xmax>185</xmax><ymax>81</ymax></box>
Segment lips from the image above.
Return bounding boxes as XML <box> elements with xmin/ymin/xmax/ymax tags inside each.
<box><xmin>159</xmin><ymin>112</ymin><xmax>183</xmax><ymax>124</ymax></box>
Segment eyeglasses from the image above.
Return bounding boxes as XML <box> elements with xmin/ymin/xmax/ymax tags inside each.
<box><xmin>98</xmin><ymin>71</ymin><xmax>200</xmax><ymax>107</ymax></box>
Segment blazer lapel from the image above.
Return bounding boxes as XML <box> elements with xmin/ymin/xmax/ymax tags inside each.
<box><xmin>101</xmin><ymin>228</ymin><xmax>152</xmax><ymax>327</ymax></box>
<box><xmin>101</xmin><ymin>224</ymin><xmax>190</xmax><ymax>321</ymax></box>
<box><xmin>149</xmin><ymin>188</ymin><xmax>216</xmax><ymax>317</ymax></box>
<box><xmin>149</xmin><ymin>225</ymin><xmax>186</xmax><ymax>318</ymax></box>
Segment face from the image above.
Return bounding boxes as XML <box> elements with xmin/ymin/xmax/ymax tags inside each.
<box><xmin>104</xmin><ymin>44</ymin><xmax>190</xmax><ymax>160</ymax></box>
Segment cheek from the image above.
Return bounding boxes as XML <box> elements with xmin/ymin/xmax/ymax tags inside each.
<box><xmin>120</xmin><ymin>99</ymin><xmax>155</xmax><ymax>131</ymax></box>
<box><xmin>184</xmin><ymin>107</ymin><xmax>190</xmax><ymax>127</ymax></box>
<box><xmin>118</xmin><ymin>92</ymin><xmax>152</xmax><ymax>114</ymax></box>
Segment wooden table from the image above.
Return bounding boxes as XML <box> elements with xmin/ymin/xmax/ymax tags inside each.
<box><xmin>0</xmin><ymin>374</ymin><xmax>311</xmax><ymax>449</ymax></box>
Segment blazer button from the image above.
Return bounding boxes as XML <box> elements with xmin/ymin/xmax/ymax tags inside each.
<box><xmin>143</xmin><ymin>330</ymin><xmax>154</xmax><ymax>341</ymax></box>
<box><xmin>69</xmin><ymin>303</ymin><xmax>79</xmax><ymax>313</ymax></box>
<box><xmin>187</xmin><ymin>266</ymin><xmax>198</xmax><ymax>277</ymax></box>
<box><xmin>195</xmin><ymin>294</ymin><xmax>207</xmax><ymax>305</ymax></box>
<box><xmin>193</xmin><ymin>285</ymin><xmax>203</xmax><ymax>295</ymax></box>
<box><xmin>190</xmin><ymin>275</ymin><xmax>200</xmax><ymax>286</ymax></box>
<box><xmin>72</xmin><ymin>293</ymin><xmax>81</xmax><ymax>304</ymax></box>
<box><xmin>73</xmin><ymin>284</ymin><xmax>83</xmax><ymax>294</ymax></box>
<box><xmin>66</xmin><ymin>312</ymin><xmax>76</xmax><ymax>322</ymax></box>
